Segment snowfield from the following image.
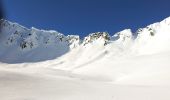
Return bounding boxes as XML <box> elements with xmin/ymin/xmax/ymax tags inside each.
<box><xmin>0</xmin><ymin>17</ymin><xmax>170</xmax><ymax>100</ymax></box>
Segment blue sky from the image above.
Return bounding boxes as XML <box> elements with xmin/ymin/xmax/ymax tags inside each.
<box><xmin>1</xmin><ymin>0</ymin><xmax>170</xmax><ymax>37</ymax></box>
<box><xmin>0</xmin><ymin>1</ymin><xmax>4</xmax><ymax>19</ymax></box>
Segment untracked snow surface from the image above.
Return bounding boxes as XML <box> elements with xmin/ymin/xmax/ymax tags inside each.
<box><xmin>0</xmin><ymin>17</ymin><xmax>170</xmax><ymax>100</ymax></box>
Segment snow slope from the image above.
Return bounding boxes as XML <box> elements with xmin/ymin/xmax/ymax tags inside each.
<box><xmin>0</xmin><ymin>17</ymin><xmax>170</xmax><ymax>100</ymax></box>
<box><xmin>1</xmin><ymin>66</ymin><xmax>170</xmax><ymax>100</ymax></box>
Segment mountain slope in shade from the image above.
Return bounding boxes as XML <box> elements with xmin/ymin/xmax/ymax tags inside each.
<box><xmin>0</xmin><ymin>19</ymin><xmax>80</xmax><ymax>63</ymax></box>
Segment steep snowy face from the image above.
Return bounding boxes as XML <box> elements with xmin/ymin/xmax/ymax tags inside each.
<box><xmin>0</xmin><ymin>19</ymin><xmax>80</xmax><ymax>50</ymax></box>
<box><xmin>133</xmin><ymin>17</ymin><xmax>170</xmax><ymax>55</ymax></box>
<box><xmin>0</xmin><ymin>19</ymin><xmax>79</xmax><ymax>63</ymax></box>
<box><xmin>112</xmin><ymin>29</ymin><xmax>133</xmax><ymax>46</ymax></box>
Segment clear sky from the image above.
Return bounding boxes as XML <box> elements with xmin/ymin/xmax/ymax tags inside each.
<box><xmin>1</xmin><ymin>0</ymin><xmax>170</xmax><ymax>37</ymax></box>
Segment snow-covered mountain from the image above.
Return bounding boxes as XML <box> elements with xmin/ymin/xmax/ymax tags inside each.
<box><xmin>0</xmin><ymin>19</ymin><xmax>80</xmax><ymax>63</ymax></box>
<box><xmin>0</xmin><ymin>17</ymin><xmax>170</xmax><ymax>100</ymax></box>
<box><xmin>0</xmin><ymin>17</ymin><xmax>170</xmax><ymax>63</ymax></box>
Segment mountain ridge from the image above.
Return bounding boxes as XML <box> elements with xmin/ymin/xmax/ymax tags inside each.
<box><xmin>0</xmin><ymin>17</ymin><xmax>170</xmax><ymax>63</ymax></box>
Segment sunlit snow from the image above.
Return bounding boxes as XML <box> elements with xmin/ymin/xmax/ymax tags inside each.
<box><xmin>0</xmin><ymin>17</ymin><xmax>170</xmax><ymax>100</ymax></box>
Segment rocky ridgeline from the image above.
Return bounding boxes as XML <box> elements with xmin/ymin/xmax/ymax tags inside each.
<box><xmin>0</xmin><ymin>19</ymin><xmax>112</xmax><ymax>51</ymax></box>
<box><xmin>0</xmin><ymin>19</ymin><xmax>81</xmax><ymax>50</ymax></box>
<box><xmin>1</xmin><ymin>16</ymin><xmax>170</xmax><ymax>51</ymax></box>
<box><xmin>82</xmin><ymin>32</ymin><xmax>110</xmax><ymax>46</ymax></box>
